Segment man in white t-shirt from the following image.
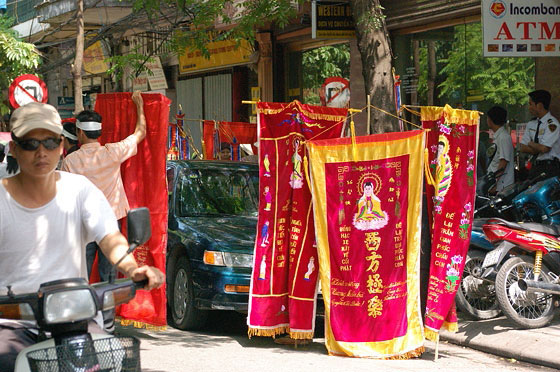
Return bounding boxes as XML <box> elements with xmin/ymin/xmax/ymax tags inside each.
<box><xmin>0</xmin><ymin>102</ymin><xmax>164</xmax><ymax>371</ymax></box>
<box><xmin>486</xmin><ymin>106</ymin><xmax>514</xmax><ymax>193</ymax></box>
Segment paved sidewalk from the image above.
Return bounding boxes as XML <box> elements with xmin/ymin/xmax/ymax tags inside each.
<box><xmin>441</xmin><ymin>315</ymin><xmax>560</xmax><ymax>370</ymax></box>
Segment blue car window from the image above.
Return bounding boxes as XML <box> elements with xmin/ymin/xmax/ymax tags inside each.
<box><xmin>176</xmin><ymin>167</ymin><xmax>259</xmax><ymax>217</ymax></box>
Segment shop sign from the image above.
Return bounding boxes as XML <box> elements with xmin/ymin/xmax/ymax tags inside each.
<box><xmin>132</xmin><ymin>71</ymin><xmax>149</xmax><ymax>92</ymax></box>
<box><xmin>57</xmin><ymin>96</ymin><xmax>91</xmax><ymax>107</ymax></box>
<box><xmin>312</xmin><ymin>1</ymin><xmax>355</xmax><ymax>39</ymax></box>
<box><xmin>83</xmin><ymin>41</ymin><xmax>110</xmax><ymax>75</ymax></box>
<box><xmin>400</xmin><ymin>67</ymin><xmax>418</xmax><ymax>95</ymax></box>
<box><xmin>145</xmin><ymin>56</ymin><xmax>168</xmax><ymax>90</ymax></box>
<box><xmin>482</xmin><ymin>0</ymin><xmax>560</xmax><ymax>57</ymax></box>
<box><xmin>178</xmin><ymin>38</ymin><xmax>252</xmax><ymax>74</ymax></box>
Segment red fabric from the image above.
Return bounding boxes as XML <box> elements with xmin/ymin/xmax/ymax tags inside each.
<box><xmin>248</xmin><ymin>101</ymin><xmax>347</xmax><ymax>339</ymax></box>
<box><xmin>422</xmin><ymin>109</ymin><xmax>479</xmax><ymax>333</ymax></box>
<box><xmin>202</xmin><ymin>120</ymin><xmax>257</xmax><ymax>159</ymax></box>
<box><xmin>94</xmin><ymin>92</ymin><xmax>170</xmax><ymax>327</ymax></box>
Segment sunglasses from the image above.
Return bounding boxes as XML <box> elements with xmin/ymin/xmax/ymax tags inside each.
<box><xmin>15</xmin><ymin>137</ymin><xmax>62</xmax><ymax>151</ymax></box>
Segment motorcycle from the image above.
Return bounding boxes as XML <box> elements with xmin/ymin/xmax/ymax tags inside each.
<box><xmin>481</xmin><ymin>216</ymin><xmax>560</xmax><ymax>329</ymax></box>
<box><xmin>455</xmin><ymin>172</ymin><xmax>548</xmax><ymax>320</ymax></box>
<box><xmin>0</xmin><ymin>207</ymin><xmax>151</xmax><ymax>372</ymax></box>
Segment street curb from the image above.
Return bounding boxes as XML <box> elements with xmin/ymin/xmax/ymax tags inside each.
<box><xmin>440</xmin><ymin>317</ymin><xmax>560</xmax><ymax>370</ymax></box>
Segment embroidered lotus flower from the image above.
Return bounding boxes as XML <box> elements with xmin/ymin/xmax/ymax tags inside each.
<box><xmin>439</xmin><ymin>124</ymin><xmax>452</xmax><ymax>135</ymax></box>
<box><xmin>446</xmin><ymin>265</ymin><xmax>460</xmax><ymax>277</ymax></box>
<box><xmin>451</xmin><ymin>255</ymin><xmax>463</xmax><ymax>265</ymax></box>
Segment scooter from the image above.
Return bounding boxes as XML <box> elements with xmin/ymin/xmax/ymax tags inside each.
<box><xmin>0</xmin><ymin>207</ymin><xmax>151</xmax><ymax>372</ymax></box>
<box><xmin>481</xmin><ymin>216</ymin><xmax>560</xmax><ymax>329</ymax></box>
<box><xmin>455</xmin><ymin>172</ymin><xmax>548</xmax><ymax>320</ymax></box>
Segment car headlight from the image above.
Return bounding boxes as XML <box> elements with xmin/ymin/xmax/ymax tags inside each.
<box><xmin>44</xmin><ymin>289</ymin><xmax>97</xmax><ymax>324</ymax></box>
<box><xmin>204</xmin><ymin>251</ymin><xmax>253</xmax><ymax>268</ymax></box>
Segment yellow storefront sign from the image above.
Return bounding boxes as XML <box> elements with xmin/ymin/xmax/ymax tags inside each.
<box><xmin>83</xmin><ymin>41</ymin><xmax>110</xmax><ymax>75</ymax></box>
<box><xmin>179</xmin><ymin>39</ymin><xmax>252</xmax><ymax>74</ymax></box>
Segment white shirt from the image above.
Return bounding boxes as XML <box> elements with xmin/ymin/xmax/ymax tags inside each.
<box><xmin>488</xmin><ymin>126</ymin><xmax>514</xmax><ymax>192</ymax></box>
<box><xmin>520</xmin><ymin>112</ymin><xmax>560</xmax><ymax>161</ymax></box>
<box><xmin>0</xmin><ymin>163</ymin><xmax>8</xmax><ymax>179</ymax></box>
<box><xmin>0</xmin><ymin>171</ymin><xmax>119</xmax><ymax>296</ymax></box>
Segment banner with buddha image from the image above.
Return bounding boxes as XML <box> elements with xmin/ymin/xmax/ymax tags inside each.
<box><xmin>248</xmin><ymin>101</ymin><xmax>347</xmax><ymax>340</ymax></box>
<box><xmin>421</xmin><ymin>105</ymin><xmax>479</xmax><ymax>340</ymax></box>
<box><xmin>307</xmin><ymin>130</ymin><xmax>425</xmax><ymax>358</ymax></box>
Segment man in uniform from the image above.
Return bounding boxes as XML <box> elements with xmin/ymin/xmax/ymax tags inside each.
<box><xmin>519</xmin><ymin>90</ymin><xmax>560</xmax><ymax>179</ymax></box>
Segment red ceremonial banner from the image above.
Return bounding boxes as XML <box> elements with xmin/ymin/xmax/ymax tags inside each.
<box><xmin>421</xmin><ymin>105</ymin><xmax>479</xmax><ymax>339</ymax></box>
<box><xmin>307</xmin><ymin>131</ymin><xmax>425</xmax><ymax>358</ymax></box>
<box><xmin>248</xmin><ymin>101</ymin><xmax>347</xmax><ymax>339</ymax></box>
<box><xmin>202</xmin><ymin>120</ymin><xmax>257</xmax><ymax>159</ymax></box>
<box><xmin>95</xmin><ymin>92</ymin><xmax>170</xmax><ymax>328</ymax></box>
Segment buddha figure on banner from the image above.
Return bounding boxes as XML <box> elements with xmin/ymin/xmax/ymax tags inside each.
<box><xmin>353</xmin><ymin>178</ymin><xmax>388</xmax><ymax>231</ymax></box>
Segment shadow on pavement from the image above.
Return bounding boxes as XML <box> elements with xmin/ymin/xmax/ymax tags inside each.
<box><xmin>116</xmin><ymin>310</ymin><xmax>328</xmax><ymax>355</ymax></box>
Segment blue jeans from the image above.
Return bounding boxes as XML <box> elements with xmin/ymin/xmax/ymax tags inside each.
<box><xmin>86</xmin><ymin>241</ymin><xmax>112</xmax><ymax>282</ymax></box>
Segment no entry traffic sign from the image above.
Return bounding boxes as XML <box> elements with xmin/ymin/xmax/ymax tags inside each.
<box><xmin>8</xmin><ymin>74</ymin><xmax>48</xmax><ymax>109</ymax></box>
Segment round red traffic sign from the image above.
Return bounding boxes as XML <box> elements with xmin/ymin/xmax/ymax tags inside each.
<box><xmin>8</xmin><ymin>74</ymin><xmax>48</xmax><ymax>109</ymax></box>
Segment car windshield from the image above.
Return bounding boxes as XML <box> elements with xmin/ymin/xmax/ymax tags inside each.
<box><xmin>176</xmin><ymin>167</ymin><xmax>259</xmax><ymax>217</ymax></box>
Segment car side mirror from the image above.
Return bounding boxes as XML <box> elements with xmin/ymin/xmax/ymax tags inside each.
<box><xmin>127</xmin><ymin>207</ymin><xmax>151</xmax><ymax>246</ymax></box>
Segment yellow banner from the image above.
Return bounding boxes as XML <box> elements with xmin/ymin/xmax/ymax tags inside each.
<box><xmin>307</xmin><ymin>130</ymin><xmax>425</xmax><ymax>358</ymax></box>
<box><xmin>179</xmin><ymin>39</ymin><xmax>252</xmax><ymax>73</ymax></box>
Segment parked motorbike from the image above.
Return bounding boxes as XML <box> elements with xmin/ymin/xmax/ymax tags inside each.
<box><xmin>0</xmin><ymin>207</ymin><xmax>151</xmax><ymax>372</ymax></box>
<box><xmin>481</xmin><ymin>216</ymin><xmax>560</xmax><ymax>329</ymax></box>
<box><xmin>455</xmin><ymin>172</ymin><xmax>547</xmax><ymax>320</ymax></box>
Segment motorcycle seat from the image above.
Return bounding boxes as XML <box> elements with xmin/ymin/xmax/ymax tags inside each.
<box><xmin>488</xmin><ymin>218</ymin><xmax>560</xmax><ymax>236</ymax></box>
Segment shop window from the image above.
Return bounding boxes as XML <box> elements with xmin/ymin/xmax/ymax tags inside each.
<box><xmin>395</xmin><ymin>22</ymin><xmax>535</xmax><ymax>129</ymax></box>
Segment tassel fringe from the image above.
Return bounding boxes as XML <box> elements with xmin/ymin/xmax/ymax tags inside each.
<box><xmin>385</xmin><ymin>346</ymin><xmax>425</xmax><ymax>360</ymax></box>
<box><xmin>288</xmin><ymin>331</ymin><xmax>314</xmax><ymax>340</ymax></box>
<box><xmin>424</xmin><ymin>327</ymin><xmax>439</xmax><ymax>342</ymax></box>
<box><xmin>327</xmin><ymin>346</ymin><xmax>425</xmax><ymax>359</ymax></box>
<box><xmin>443</xmin><ymin>320</ymin><xmax>458</xmax><ymax>332</ymax></box>
<box><xmin>248</xmin><ymin>326</ymin><xmax>290</xmax><ymax>339</ymax></box>
<box><xmin>118</xmin><ymin>318</ymin><xmax>167</xmax><ymax>331</ymax></box>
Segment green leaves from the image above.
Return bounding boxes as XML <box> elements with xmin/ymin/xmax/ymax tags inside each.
<box><xmin>0</xmin><ymin>15</ymin><xmax>42</xmax><ymax>116</ymax></box>
<box><xmin>302</xmin><ymin>44</ymin><xmax>350</xmax><ymax>101</ymax></box>
<box><xmin>415</xmin><ymin>22</ymin><xmax>533</xmax><ymax>108</ymax></box>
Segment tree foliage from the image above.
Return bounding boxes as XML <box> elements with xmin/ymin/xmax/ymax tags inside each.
<box><xmin>302</xmin><ymin>44</ymin><xmax>350</xmax><ymax>105</ymax></box>
<box><xmin>302</xmin><ymin>44</ymin><xmax>350</xmax><ymax>90</ymax></box>
<box><xmin>416</xmin><ymin>22</ymin><xmax>534</xmax><ymax>108</ymax></box>
<box><xmin>0</xmin><ymin>15</ymin><xmax>42</xmax><ymax>117</ymax></box>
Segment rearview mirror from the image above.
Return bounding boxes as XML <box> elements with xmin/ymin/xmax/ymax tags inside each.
<box><xmin>127</xmin><ymin>207</ymin><xmax>151</xmax><ymax>246</ymax></box>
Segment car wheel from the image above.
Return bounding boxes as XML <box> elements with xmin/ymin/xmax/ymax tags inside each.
<box><xmin>168</xmin><ymin>255</ymin><xmax>208</xmax><ymax>330</ymax></box>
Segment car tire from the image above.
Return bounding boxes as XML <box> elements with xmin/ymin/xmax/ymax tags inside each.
<box><xmin>168</xmin><ymin>255</ymin><xmax>208</xmax><ymax>330</ymax></box>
